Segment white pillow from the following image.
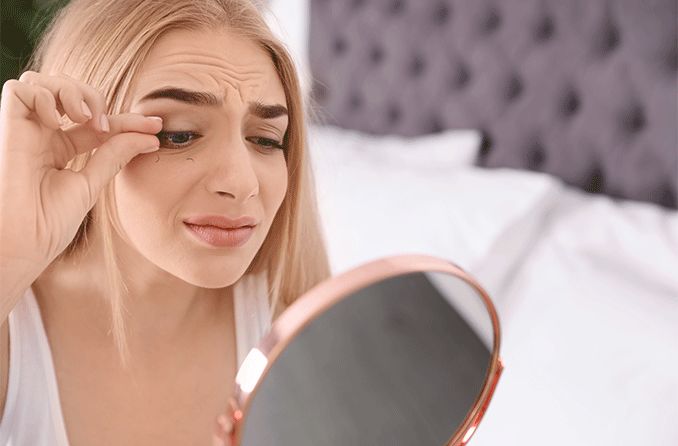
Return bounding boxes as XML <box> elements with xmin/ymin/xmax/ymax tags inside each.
<box><xmin>308</xmin><ymin>124</ymin><xmax>482</xmax><ymax>171</ymax></box>
<box><xmin>307</xmin><ymin>124</ymin><xmax>562</xmax><ymax>304</ymax></box>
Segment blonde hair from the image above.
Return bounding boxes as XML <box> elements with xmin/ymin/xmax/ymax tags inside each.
<box><xmin>26</xmin><ymin>0</ymin><xmax>331</xmax><ymax>366</ymax></box>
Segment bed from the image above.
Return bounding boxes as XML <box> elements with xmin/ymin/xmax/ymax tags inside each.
<box><xmin>265</xmin><ymin>0</ymin><xmax>678</xmax><ymax>444</ymax></box>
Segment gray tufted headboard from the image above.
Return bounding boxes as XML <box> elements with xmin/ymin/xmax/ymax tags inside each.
<box><xmin>308</xmin><ymin>0</ymin><xmax>678</xmax><ymax>209</ymax></box>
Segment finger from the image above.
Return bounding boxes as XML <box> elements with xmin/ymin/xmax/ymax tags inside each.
<box><xmin>74</xmin><ymin>132</ymin><xmax>160</xmax><ymax>210</ymax></box>
<box><xmin>62</xmin><ymin>113</ymin><xmax>163</xmax><ymax>156</ymax></box>
<box><xmin>212</xmin><ymin>426</ymin><xmax>227</xmax><ymax>446</ymax></box>
<box><xmin>228</xmin><ymin>396</ymin><xmax>238</xmax><ymax>413</ymax></box>
<box><xmin>19</xmin><ymin>71</ymin><xmax>92</xmax><ymax>127</ymax></box>
<box><xmin>18</xmin><ymin>71</ymin><xmax>105</xmax><ymax>132</ymax></box>
<box><xmin>213</xmin><ymin>415</ymin><xmax>233</xmax><ymax>446</ymax></box>
<box><xmin>4</xmin><ymin>80</ymin><xmax>62</xmax><ymax>130</ymax></box>
<box><xmin>212</xmin><ymin>432</ymin><xmax>226</xmax><ymax>446</ymax></box>
<box><xmin>54</xmin><ymin>73</ymin><xmax>108</xmax><ymax>131</ymax></box>
<box><xmin>217</xmin><ymin>414</ymin><xmax>233</xmax><ymax>433</ymax></box>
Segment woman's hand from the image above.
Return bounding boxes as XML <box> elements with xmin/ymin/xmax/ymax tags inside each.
<box><xmin>212</xmin><ymin>397</ymin><xmax>237</xmax><ymax>446</ymax></box>
<box><xmin>0</xmin><ymin>71</ymin><xmax>162</xmax><ymax>274</ymax></box>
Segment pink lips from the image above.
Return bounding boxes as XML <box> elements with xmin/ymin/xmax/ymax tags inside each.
<box><xmin>184</xmin><ymin>214</ymin><xmax>258</xmax><ymax>229</ymax></box>
<box><xmin>184</xmin><ymin>223</ymin><xmax>254</xmax><ymax>248</ymax></box>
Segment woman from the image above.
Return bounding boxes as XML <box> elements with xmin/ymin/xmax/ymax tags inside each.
<box><xmin>0</xmin><ymin>0</ymin><xmax>331</xmax><ymax>444</ymax></box>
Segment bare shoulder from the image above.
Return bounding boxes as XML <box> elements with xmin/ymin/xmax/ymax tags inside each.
<box><xmin>1</xmin><ymin>317</ymin><xmax>9</xmax><ymax>423</ymax></box>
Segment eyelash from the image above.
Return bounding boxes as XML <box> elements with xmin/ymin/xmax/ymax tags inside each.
<box><xmin>156</xmin><ymin>131</ymin><xmax>286</xmax><ymax>151</ymax></box>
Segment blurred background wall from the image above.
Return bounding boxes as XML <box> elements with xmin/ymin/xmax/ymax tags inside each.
<box><xmin>1</xmin><ymin>0</ymin><xmax>67</xmax><ymax>84</ymax></box>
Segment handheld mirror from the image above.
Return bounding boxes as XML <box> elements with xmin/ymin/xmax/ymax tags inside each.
<box><xmin>229</xmin><ymin>254</ymin><xmax>503</xmax><ymax>445</ymax></box>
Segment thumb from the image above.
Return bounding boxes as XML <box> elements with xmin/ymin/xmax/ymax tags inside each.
<box><xmin>213</xmin><ymin>414</ymin><xmax>234</xmax><ymax>446</ymax></box>
<box><xmin>76</xmin><ymin>132</ymin><xmax>159</xmax><ymax>208</ymax></box>
<box><xmin>212</xmin><ymin>432</ymin><xmax>227</xmax><ymax>446</ymax></box>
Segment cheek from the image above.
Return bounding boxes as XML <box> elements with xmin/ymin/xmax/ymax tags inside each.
<box><xmin>267</xmin><ymin>162</ymin><xmax>288</xmax><ymax>208</ymax></box>
<box><xmin>114</xmin><ymin>155</ymin><xmax>186</xmax><ymax>225</ymax></box>
<box><xmin>119</xmin><ymin>152</ymin><xmax>159</xmax><ymax>183</ymax></box>
<box><xmin>118</xmin><ymin>156</ymin><xmax>162</xmax><ymax>202</ymax></box>
<box><xmin>258</xmin><ymin>162</ymin><xmax>288</xmax><ymax>226</ymax></box>
<box><xmin>121</xmin><ymin>152</ymin><xmax>195</xmax><ymax>189</ymax></box>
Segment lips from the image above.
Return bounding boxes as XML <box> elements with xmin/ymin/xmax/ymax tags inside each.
<box><xmin>183</xmin><ymin>214</ymin><xmax>258</xmax><ymax>229</ymax></box>
<box><xmin>184</xmin><ymin>222</ymin><xmax>255</xmax><ymax>248</ymax></box>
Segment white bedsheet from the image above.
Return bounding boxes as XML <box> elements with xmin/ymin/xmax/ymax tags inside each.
<box><xmin>309</xmin><ymin>128</ymin><xmax>678</xmax><ymax>444</ymax></box>
<box><xmin>471</xmin><ymin>186</ymin><xmax>678</xmax><ymax>446</ymax></box>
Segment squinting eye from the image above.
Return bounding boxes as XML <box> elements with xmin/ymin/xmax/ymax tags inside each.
<box><xmin>156</xmin><ymin>131</ymin><xmax>201</xmax><ymax>149</ymax></box>
<box><xmin>246</xmin><ymin>136</ymin><xmax>286</xmax><ymax>151</ymax></box>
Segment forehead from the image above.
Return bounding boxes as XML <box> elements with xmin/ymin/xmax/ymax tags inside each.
<box><xmin>129</xmin><ymin>28</ymin><xmax>286</xmax><ymax>107</ymax></box>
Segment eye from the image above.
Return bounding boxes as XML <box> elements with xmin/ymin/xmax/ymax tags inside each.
<box><xmin>156</xmin><ymin>131</ymin><xmax>202</xmax><ymax>149</ymax></box>
<box><xmin>246</xmin><ymin>136</ymin><xmax>286</xmax><ymax>151</ymax></box>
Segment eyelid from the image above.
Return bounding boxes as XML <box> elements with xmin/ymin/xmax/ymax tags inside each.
<box><xmin>246</xmin><ymin>136</ymin><xmax>286</xmax><ymax>150</ymax></box>
<box><xmin>156</xmin><ymin>130</ymin><xmax>202</xmax><ymax>149</ymax></box>
<box><xmin>156</xmin><ymin>130</ymin><xmax>286</xmax><ymax>151</ymax></box>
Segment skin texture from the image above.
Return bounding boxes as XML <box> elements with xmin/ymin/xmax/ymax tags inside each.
<box><xmin>28</xmin><ymin>28</ymin><xmax>289</xmax><ymax>445</ymax></box>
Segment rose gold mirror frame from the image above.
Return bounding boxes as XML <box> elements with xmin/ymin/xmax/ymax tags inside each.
<box><xmin>229</xmin><ymin>253</ymin><xmax>504</xmax><ymax>446</ymax></box>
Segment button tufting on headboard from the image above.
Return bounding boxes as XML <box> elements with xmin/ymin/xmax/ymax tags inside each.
<box><xmin>585</xmin><ymin>166</ymin><xmax>606</xmax><ymax>194</ymax></box>
<box><xmin>657</xmin><ymin>183</ymin><xmax>677</xmax><ymax>208</ymax></box>
<box><xmin>429</xmin><ymin>116</ymin><xmax>445</xmax><ymax>134</ymax></box>
<box><xmin>332</xmin><ymin>36</ymin><xmax>348</xmax><ymax>56</ymax></box>
<box><xmin>533</xmin><ymin>15</ymin><xmax>555</xmax><ymax>43</ymax></box>
<box><xmin>433</xmin><ymin>3</ymin><xmax>451</xmax><ymax>26</ymax></box>
<box><xmin>309</xmin><ymin>0</ymin><xmax>678</xmax><ymax>208</ymax></box>
<box><xmin>526</xmin><ymin>140</ymin><xmax>548</xmax><ymax>170</ymax></box>
<box><xmin>387</xmin><ymin>104</ymin><xmax>402</xmax><ymax>125</ymax></box>
<box><xmin>666</xmin><ymin>46</ymin><xmax>678</xmax><ymax>73</ymax></box>
<box><xmin>481</xmin><ymin>8</ymin><xmax>502</xmax><ymax>35</ymax></box>
<box><xmin>370</xmin><ymin>46</ymin><xmax>385</xmax><ymax>64</ymax></box>
<box><xmin>387</xmin><ymin>0</ymin><xmax>405</xmax><ymax>15</ymax></box>
<box><xmin>409</xmin><ymin>55</ymin><xmax>426</xmax><ymax>77</ymax></box>
<box><xmin>593</xmin><ymin>20</ymin><xmax>621</xmax><ymax>57</ymax></box>
<box><xmin>504</xmin><ymin>74</ymin><xmax>523</xmax><ymax>102</ymax></box>
<box><xmin>619</xmin><ymin>103</ymin><xmax>646</xmax><ymax>134</ymax></box>
<box><xmin>560</xmin><ymin>87</ymin><xmax>581</xmax><ymax>118</ymax></box>
<box><xmin>478</xmin><ymin>129</ymin><xmax>494</xmax><ymax>159</ymax></box>
<box><xmin>349</xmin><ymin>92</ymin><xmax>363</xmax><ymax>111</ymax></box>
<box><xmin>450</xmin><ymin>62</ymin><xmax>471</xmax><ymax>90</ymax></box>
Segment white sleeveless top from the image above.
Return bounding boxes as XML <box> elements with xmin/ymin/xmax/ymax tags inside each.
<box><xmin>0</xmin><ymin>272</ymin><xmax>272</xmax><ymax>446</ymax></box>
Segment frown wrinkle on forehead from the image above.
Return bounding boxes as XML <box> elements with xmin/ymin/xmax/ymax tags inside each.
<box><xmin>131</xmin><ymin>29</ymin><xmax>286</xmax><ymax>109</ymax></box>
<box><xmin>149</xmin><ymin>55</ymin><xmax>269</xmax><ymax>83</ymax></box>
<box><xmin>137</xmin><ymin>64</ymin><xmax>269</xmax><ymax>104</ymax></box>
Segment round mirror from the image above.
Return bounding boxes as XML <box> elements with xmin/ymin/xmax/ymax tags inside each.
<box><xmin>229</xmin><ymin>254</ymin><xmax>503</xmax><ymax>445</ymax></box>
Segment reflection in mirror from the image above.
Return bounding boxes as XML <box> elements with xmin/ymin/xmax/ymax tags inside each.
<box><xmin>239</xmin><ymin>271</ymin><xmax>494</xmax><ymax>446</ymax></box>
<box><xmin>427</xmin><ymin>271</ymin><xmax>493</xmax><ymax>350</ymax></box>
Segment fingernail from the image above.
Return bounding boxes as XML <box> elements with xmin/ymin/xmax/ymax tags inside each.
<box><xmin>81</xmin><ymin>100</ymin><xmax>92</xmax><ymax>118</ymax></box>
<box><xmin>147</xmin><ymin>116</ymin><xmax>162</xmax><ymax>123</ymax></box>
<box><xmin>100</xmin><ymin>115</ymin><xmax>110</xmax><ymax>132</ymax></box>
<box><xmin>55</xmin><ymin>110</ymin><xmax>63</xmax><ymax>124</ymax></box>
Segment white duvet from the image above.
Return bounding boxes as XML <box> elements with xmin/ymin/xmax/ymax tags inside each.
<box><xmin>471</xmin><ymin>187</ymin><xmax>678</xmax><ymax>446</ymax></box>
<box><xmin>308</xmin><ymin>125</ymin><xmax>678</xmax><ymax>446</ymax></box>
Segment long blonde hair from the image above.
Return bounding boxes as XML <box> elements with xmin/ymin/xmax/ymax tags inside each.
<box><xmin>26</xmin><ymin>0</ymin><xmax>331</xmax><ymax>366</ymax></box>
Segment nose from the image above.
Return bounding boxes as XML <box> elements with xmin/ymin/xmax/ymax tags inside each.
<box><xmin>205</xmin><ymin>134</ymin><xmax>259</xmax><ymax>202</ymax></box>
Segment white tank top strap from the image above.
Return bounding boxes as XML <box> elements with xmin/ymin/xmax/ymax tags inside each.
<box><xmin>233</xmin><ymin>270</ymin><xmax>273</xmax><ymax>367</ymax></box>
<box><xmin>0</xmin><ymin>286</ymin><xmax>70</xmax><ymax>446</ymax></box>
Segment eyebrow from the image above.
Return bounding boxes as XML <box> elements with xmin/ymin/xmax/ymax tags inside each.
<box><xmin>139</xmin><ymin>87</ymin><xmax>288</xmax><ymax>119</ymax></box>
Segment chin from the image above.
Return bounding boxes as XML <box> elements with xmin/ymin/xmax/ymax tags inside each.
<box><xmin>179</xmin><ymin>256</ymin><xmax>254</xmax><ymax>289</ymax></box>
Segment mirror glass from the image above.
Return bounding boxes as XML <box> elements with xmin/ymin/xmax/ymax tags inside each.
<box><xmin>238</xmin><ymin>270</ymin><xmax>495</xmax><ymax>446</ymax></box>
